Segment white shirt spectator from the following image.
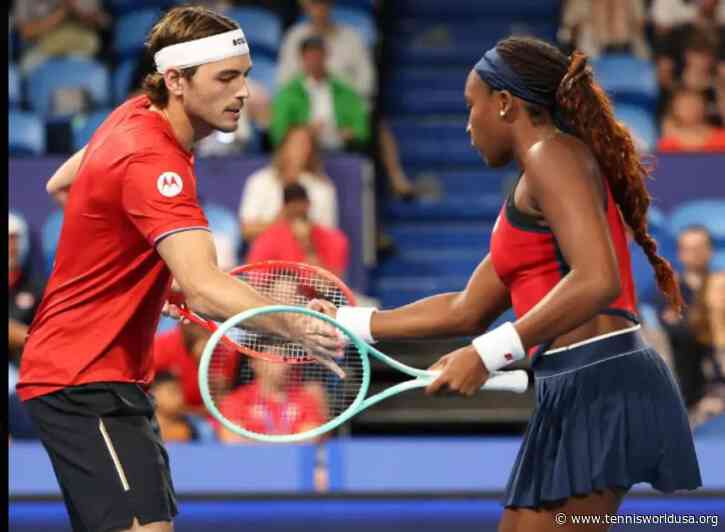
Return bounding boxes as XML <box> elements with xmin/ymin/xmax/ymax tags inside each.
<box><xmin>305</xmin><ymin>76</ymin><xmax>342</xmax><ymax>150</ymax></box>
<box><xmin>239</xmin><ymin>166</ymin><xmax>338</xmax><ymax>229</ymax></box>
<box><xmin>278</xmin><ymin>22</ymin><xmax>376</xmax><ymax>103</ymax></box>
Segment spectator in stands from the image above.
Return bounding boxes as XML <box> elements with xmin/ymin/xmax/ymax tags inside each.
<box><xmin>149</xmin><ymin>371</ymin><xmax>203</xmax><ymax>443</ymax></box>
<box><xmin>277</xmin><ymin>0</ymin><xmax>417</xmax><ymax>200</ymax></box>
<box><xmin>270</xmin><ymin>35</ymin><xmax>370</xmax><ymax>152</ymax></box>
<box><xmin>651</xmin><ymin>0</ymin><xmax>725</xmax><ymax>94</ymax></box>
<box><xmin>559</xmin><ymin>0</ymin><xmax>650</xmax><ymax>59</ymax></box>
<box><xmin>13</xmin><ymin>0</ymin><xmax>110</xmax><ymax>74</ymax></box>
<box><xmin>247</xmin><ymin>183</ymin><xmax>349</xmax><ymax>277</ymax></box>
<box><xmin>658</xmin><ymin>86</ymin><xmax>725</xmax><ymax>151</ymax></box>
<box><xmin>278</xmin><ymin>0</ymin><xmax>374</xmax><ymax>101</ymax></box>
<box><xmin>239</xmin><ymin>126</ymin><xmax>339</xmax><ymax>242</ymax></box>
<box><xmin>687</xmin><ymin>271</ymin><xmax>725</xmax><ymax>429</ymax></box>
<box><xmin>216</xmin><ymin>358</ymin><xmax>326</xmax><ymax>443</ymax></box>
<box><xmin>154</xmin><ymin>318</ymin><xmax>238</xmax><ymax>416</ymax></box>
<box><xmin>644</xmin><ymin>225</ymin><xmax>714</xmax><ymax>407</ymax></box>
<box><xmin>9</xmin><ymin>212</ymin><xmax>44</xmax><ymax>441</ymax></box>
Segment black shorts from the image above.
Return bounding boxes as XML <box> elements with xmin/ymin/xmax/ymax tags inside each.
<box><xmin>25</xmin><ymin>382</ymin><xmax>178</xmax><ymax>532</ymax></box>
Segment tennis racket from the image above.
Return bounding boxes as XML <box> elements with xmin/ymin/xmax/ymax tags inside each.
<box><xmin>199</xmin><ymin>304</ymin><xmax>530</xmax><ymax>443</ymax></box>
<box><xmin>174</xmin><ymin>260</ymin><xmax>356</xmax><ymax>365</ymax></box>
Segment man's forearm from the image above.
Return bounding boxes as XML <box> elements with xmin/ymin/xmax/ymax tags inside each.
<box><xmin>186</xmin><ymin>270</ymin><xmax>292</xmax><ymax>337</ymax></box>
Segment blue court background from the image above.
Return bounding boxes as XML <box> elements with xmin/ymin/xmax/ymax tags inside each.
<box><xmin>10</xmin><ymin>437</ymin><xmax>725</xmax><ymax>531</ymax></box>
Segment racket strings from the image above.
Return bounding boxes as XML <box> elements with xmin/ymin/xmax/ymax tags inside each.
<box><xmin>208</xmin><ymin>318</ymin><xmax>364</xmax><ymax>438</ymax></box>
<box><xmin>205</xmin><ymin>266</ymin><xmax>362</xmax><ymax>438</ymax></box>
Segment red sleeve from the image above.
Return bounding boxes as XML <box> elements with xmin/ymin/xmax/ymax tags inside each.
<box><xmin>122</xmin><ymin>151</ymin><xmax>209</xmax><ymax>245</ymax></box>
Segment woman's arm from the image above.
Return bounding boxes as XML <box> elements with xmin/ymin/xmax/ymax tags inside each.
<box><xmin>513</xmin><ymin>137</ymin><xmax>621</xmax><ymax>351</ymax></box>
<box><xmin>369</xmin><ymin>254</ymin><xmax>512</xmax><ymax>340</ymax></box>
<box><xmin>46</xmin><ymin>147</ymin><xmax>86</xmax><ymax>206</ymax></box>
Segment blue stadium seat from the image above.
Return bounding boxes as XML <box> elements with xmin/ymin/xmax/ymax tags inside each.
<box><xmin>9</xmin><ymin>111</ymin><xmax>45</xmax><ymax>156</ymax></box>
<box><xmin>614</xmin><ymin>104</ymin><xmax>657</xmax><ymax>153</ymax></box>
<box><xmin>107</xmin><ymin>0</ymin><xmax>169</xmax><ymax>16</ymax></box>
<box><xmin>42</xmin><ymin>209</ymin><xmax>64</xmax><ymax>276</ymax></box>
<box><xmin>592</xmin><ymin>54</ymin><xmax>658</xmax><ymax>110</ymax></box>
<box><xmin>113</xmin><ymin>58</ymin><xmax>138</xmax><ymax>103</ymax></box>
<box><xmin>114</xmin><ymin>8</ymin><xmax>163</xmax><ymax>59</ymax></box>
<box><xmin>204</xmin><ymin>202</ymin><xmax>241</xmax><ymax>268</ymax></box>
<box><xmin>390</xmin><ymin>20</ymin><xmax>557</xmax><ymax>66</ymax></box>
<box><xmin>669</xmin><ymin>199</ymin><xmax>725</xmax><ymax>246</ymax></box>
<box><xmin>248</xmin><ymin>55</ymin><xmax>278</xmax><ymax>97</ymax></box>
<box><xmin>391</xmin><ymin>0</ymin><xmax>558</xmax><ymax>18</ymax></box>
<box><xmin>27</xmin><ymin>58</ymin><xmax>111</xmax><ymax>118</ymax></box>
<box><xmin>332</xmin><ymin>7</ymin><xmax>377</xmax><ymax>48</ymax></box>
<box><xmin>71</xmin><ymin>110</ymin><xmax>112</xmax><ymax>151</ymax></box>
<box><xmin>336</xmin><ymin>0</ymin><xmax>375</xmax><ymax>12</ymax></box>
<box><xmin>226</xmin><ymin>7</ymin><xmax>281</xmax><ymax>59</ymax></box>
<box><xmin>391</xmin><ymin>119</ymin><xmax>479</xmax><ymax>166</ymax></box>
<box><xmin>204</xmin><ymin>202</ymin><xmax>241</xmax><ymax>250</ymax></box>
<box><xmin>9</xmin><ymin>63</ymin><xmax>20</xmax><ymax>108</ymax></box>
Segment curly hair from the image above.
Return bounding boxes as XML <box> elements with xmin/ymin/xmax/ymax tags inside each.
<box><xmin>495</xmin><ymin>36</ymin><xmax>684</xmax><ymax>314</ymax></box>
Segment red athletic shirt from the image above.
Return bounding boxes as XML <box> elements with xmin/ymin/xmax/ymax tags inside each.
<box><xmin>490</xmin><ymin>174</ymin><xmax>638</xmax><ymax>356</ymax></box>
<box><xmin>218</xmin><ymin>382</ymin><xmax>325</xmax><ymax>435</ymax></box>
<box><xmin>18</xmin><ymin>95</ymin><xmax>209</xmax><ymax>401</ymax></box>
<box><xmin>246</xmin><ymin>219</ymin><xmax>349</xmax><ymax>277</ymax></box>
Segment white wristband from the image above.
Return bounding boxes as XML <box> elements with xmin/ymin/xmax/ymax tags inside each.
<box><xmin>336</xmin><ymin>306</ymin><xmax>377</xmax><ymax>343</ymax></box>
<box><xmin>472</xmin><ymin>322</ymin><xmax>526</xmax><ymax>372</ymax></box>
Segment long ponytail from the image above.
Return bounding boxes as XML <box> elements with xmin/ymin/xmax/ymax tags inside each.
<box><xmin>497</xmin><ymin>38</ymin><xmax>684</xmax><ymax>314</ymax></box>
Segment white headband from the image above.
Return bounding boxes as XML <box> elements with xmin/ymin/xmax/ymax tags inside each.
<box><xmin>154</xmin><ymin>29</ymin><xmax>250</xmax><ymax>74</ymax></box>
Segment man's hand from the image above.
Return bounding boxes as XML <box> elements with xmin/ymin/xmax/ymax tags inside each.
<box><xmin>290</xmin><ymin>312</ymin><xmax>347</xmax><ymax>379</ymax></box>
<box><xmin>307</xmin><ymin>299</ymin><xmax>338</xmax><ymax>318</ymax></box>
<box><xmin>425</xmin><ymin>345</ymin><xmax>490</xmax><ymax>397</ymax></box>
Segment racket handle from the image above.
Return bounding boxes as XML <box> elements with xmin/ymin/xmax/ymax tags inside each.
<box><xmin>481</xmin><ymin>370</ymin><xmax>529</xmax><ymax>393</ymax></box>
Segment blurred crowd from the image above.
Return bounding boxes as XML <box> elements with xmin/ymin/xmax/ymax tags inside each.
<box><xmin>559</xmin><ymin>0</ymin><xmax>725</xmax><ymax>151</ymax></box>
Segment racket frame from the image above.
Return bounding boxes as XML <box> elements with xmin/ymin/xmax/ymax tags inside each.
<box><xmin>199</xmin><ymin>305</ymin><xmax>529</xmax><ymax>443</ymax></box>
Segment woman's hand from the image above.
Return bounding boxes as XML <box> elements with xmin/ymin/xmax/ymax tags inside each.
<box><xmin>425</xmin><ymin>345</ymin><xmax>490</xmax><ymax>397</ymax></box>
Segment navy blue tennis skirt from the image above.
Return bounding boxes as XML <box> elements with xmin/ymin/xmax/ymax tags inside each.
<box><xmin>504</xmin><ymin>327</ymin><xmax>702</xmax><ymax>508</ymax></box>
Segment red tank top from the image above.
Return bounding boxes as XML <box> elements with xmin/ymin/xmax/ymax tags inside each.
<box><xmin>490</xmin><ymin>174</ymin><xmax>639</xmax><ymax>354</ymax></box>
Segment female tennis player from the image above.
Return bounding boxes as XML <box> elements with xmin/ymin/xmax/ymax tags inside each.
<box><xmin>334</xmin><ymin>37</ymin><xmax>702</xmax><ymax>531</ymax></box>
<box><xmin>17</xmin><ymin>7</ymin><xmax>340</xmax><ymax>532</ymax></box>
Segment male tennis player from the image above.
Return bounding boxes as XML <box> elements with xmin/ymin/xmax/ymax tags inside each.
<box><xmin>17</xmin><ymin>7</ymin><xmax>339</xmax><ymax>532</ymax></box>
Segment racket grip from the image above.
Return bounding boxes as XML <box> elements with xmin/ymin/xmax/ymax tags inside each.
<box><xmin>481</xmin><ymin>370</ymin><xmax>529</xmax><ymax>393</ymax></box>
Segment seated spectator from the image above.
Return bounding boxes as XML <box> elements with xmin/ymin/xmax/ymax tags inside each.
<box><xmin>246</xmin><ymin>183</ymin><xmax>349</xmax><ymax>277</ymax></box>
<box><xmin>149</xmin><ymin>371</ymin><xmax>203</xmax><ymax>443</ymax></box>
<box><xmin>642</xmin><ymin>225</ymin><xmax>714</xmax><ymax>407</ymax></box>
<box><xmin>270</xmin><ymin>35</ymin><xmax>370</xmax><ymax>152</ymax></box>
<box><xmin>277</xmin><ymin>0</ymin><xmax>417</xmax><ymax>200</ymax></box>
<box><xmin>559</xmin><ymin>0</ymin><xmax>650</xmax><ymax>59</ymax></box>
<box><xmin>9</xmin><ymin>212</ymin><xmax>44</xmax><ymax>441</ymax></box>
<box><xmin>658</xmin><ymin>87</ymin><xmax>725</xmax><ymax>151</ymax></box>
<box><xmin>13</xmin><ymin>0</ymin><xmax>110</xmax><ymax>74</ymax></box>
<box><xmin>688</xmin><ymin>271</ymin><xmax>725</xmax><ymax>429</ymax></box>
<box><xmin>239</xmin><ymin>126</ymin><xmax>339</xmax><ymax>242</ymax></box>
<box><xmin>651</xmin><ymin>0</ymin><xmax>725</xmax><ymax>94</ymax></box>
<box><xmin>278</xmin><ymin>0</ymin><xmax>375</xmax><ymax>102</ymax></box>
<box><xmin>216</xmin><ymin>358</ymin><xmax>326</xmax><ymax>443</ymax></box>
<box><xmin>154</xmin><ymin>319</ymin><xmax>238</xmax><ymax>416</ymax></box>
